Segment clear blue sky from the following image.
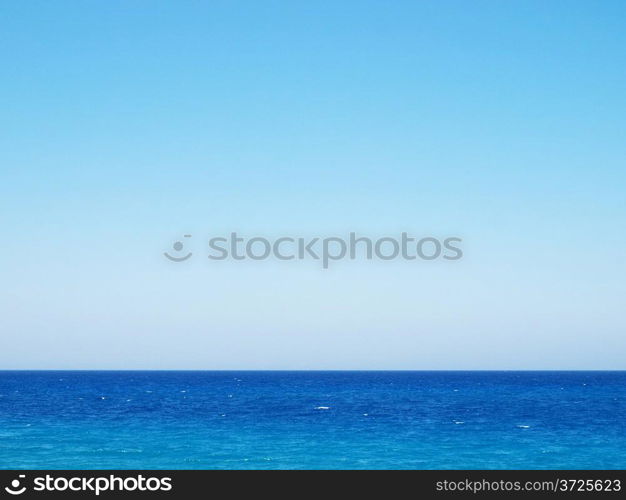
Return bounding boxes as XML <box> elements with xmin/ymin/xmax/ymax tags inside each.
<box><xmin>1</xmin><ymin>1</ymin><xmax>625</xmax><ymax>369</ymax></box>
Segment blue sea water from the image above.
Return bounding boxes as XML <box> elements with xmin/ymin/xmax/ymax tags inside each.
<box><xmin>0</xmin><ymin>371</ymin><xmax>625</xmax><ymax>470</ymax></box>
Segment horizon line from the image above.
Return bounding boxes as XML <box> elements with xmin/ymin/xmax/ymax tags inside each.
<box><xmin>1</xmin><ymin>369</ymin><xmax>625</xmax><ymax>372</ymax></box>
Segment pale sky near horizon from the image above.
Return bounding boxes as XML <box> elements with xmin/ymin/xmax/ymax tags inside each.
<box><xmin>1</xmin><ymin>1</ymin><xmax>625</xmax><ymax>369</ymax></box>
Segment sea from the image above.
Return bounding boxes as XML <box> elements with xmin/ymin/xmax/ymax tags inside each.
<box><xmin>1</xmin><ymin>371</ymin><xmax>625</xmax><ymax>469</ymax></box>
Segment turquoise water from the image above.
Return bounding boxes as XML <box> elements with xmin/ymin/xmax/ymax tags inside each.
<box><xmin>0</xmin><ymin>371</ymin><xmax>625</xmax><ymax>469</ymax></box>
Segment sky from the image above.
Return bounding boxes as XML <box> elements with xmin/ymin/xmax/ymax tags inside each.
<box><xmin>1</xmin><ymin>1</ymin><xmax>625</xmax><ymax>369</ymax></box>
